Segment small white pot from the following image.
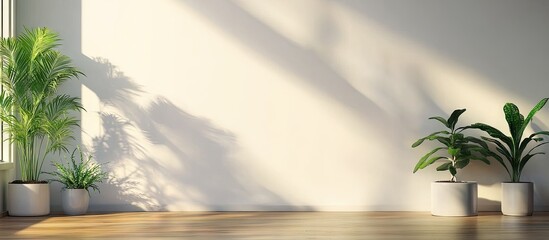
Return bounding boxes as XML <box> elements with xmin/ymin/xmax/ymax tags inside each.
<box><xmin>431</xmin><ymin>181</ymin><xmax>477</xmax><ymax>216</ymax></box>
<box><xmin>8</xmin><ymin>182</ymin><xmax>50</xmax><ymax>216</ymax></box>
<box><xmin>501</xmin><ymin>182</ymin><xmax>533</xmax><ymax>216</ymax></box>
<box><xmin>62</xmin><ymin>189</ymin><xmax>90</xmax><ymax>215</ymax></box>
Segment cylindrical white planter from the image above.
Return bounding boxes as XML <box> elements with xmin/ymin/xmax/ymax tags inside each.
<box><xmin>431</xmin><ymin>181</ymin><xmax>477</xmax><ymax>216</ymax></box>
<box><xmin>62</xmin><ymin>189</ymin><xmax>90</xmax><ymax>215</ymax></box>
<box><xmin>501</xmin><ymin>182</ymin><xmax>533</xmax><ymax>216</ymax></box>
<box><xmin>8</xmin><ymin>183</ymin><xmax>50</xmax><ymax>216</ymax></box>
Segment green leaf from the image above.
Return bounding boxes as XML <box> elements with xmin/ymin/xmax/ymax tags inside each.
<box><xmin>413</xmin><ymin>147</ymin><xmax>445</xmax><ymax>173</ymax></box>
<box><xmin>520</xmin><ymin>98</ymin><xmax>549</xmax><ymax>138</ymax></box>
<box><xmin>519</xmin><ymin>152</ymin><xmax>545</xmax><ymax>173</ymax></box>
<box><xmin>447</xmin><ymin>109</ymin><xmax>466</xmax><ymax>130</ymax></box>
<box><xmin>420</xmin><ymin>156</ymin><xmax>448</xmax><ymax>169</ymax></box>
<box><xmin>436</xmin><ymin>162</ymin><xmax>452</xmax><ymax>171</ymax></box>
<box><xmin>518</xmin><ymin>137</ymin><xmax>536</xmax><ymax>159</ymax></box>
<box><xmin>473</xmin><ymin>156</ymin><xmax>490</xmax><ymax>165</ymax></box>
<box><xmin>470</xmin><ymin>123</ymin><xmax>513</xmax><ymax>149</ymax></box>
<box><xmin>428</xmin><ymin>116</ymin><xmax>448</xmax><ymax>128</ymax></box>
<box><xmin>454</xmin><ymin>158</ymin><xmax>470</xmax><ymax>169</ymax></box>
<box><xmin>465</xmin><ymin>136</ymin><xmax>489</xmax><ymax>149</ymax></box>
<box><xmin>481</xmin><ymin>137</ymin><xmax>512</xmax><ymax>161</ymax></box>
<box><xmin>411</xmin><ymin>131</ymin><xmax>449</xmax><ymax>148</ymax></box>
<box><xmin>484</xmin><ymin>149</ymin><xmax>510</xmax><ymax>175</ymax></box>
<box><xmin>530</xmin><ymin>131</ymin><xmax>549</xmax><ymax>138</ymax></box>
<box><xmin>503</xmin><ymin>103</ymin><xmax>524</xmax><ymax>142</ymax></box>
<box><xmin>410</xmin><ymin>138</ymin><xmax>424</xmax><ymax>148</ymax></box>
<box><xmin>453</xmin><ymin>133</ymin><xmax>465</xmax><ymax>141</ymax></box>
<box><xmin>436</xmin><ymin>137</ymin><xmax>451</xmax><ymax>147</ymax></box>
<box><xmin>448</xmin><ymin>147</ymin><xmax>460</xmax><ymax>156</ymax></box>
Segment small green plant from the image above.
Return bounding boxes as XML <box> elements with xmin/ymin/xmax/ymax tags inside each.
<box><xmin>412</xmin><ymin>109</ymin><xmax>490</xmax><ymax>182</ymax></box>
<box><xmin>467</xmin><ymin>98</ymin><xmax>549</xmax><ymax>182</ymax></box>
<box><xmin>47</xmin><ymin>147</ymin><xmax>107</xmax><ymax>192</ymax></box>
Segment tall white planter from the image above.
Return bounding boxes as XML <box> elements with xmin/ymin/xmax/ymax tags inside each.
<box><xmin>501</xmin><ymin>182</ymin><xmax>533</xmax><ymax>216</ymax></box>
<box><xmin>62</xmin><ymin>189</ymin><xmax>90</xmax><ymax>215</ymax></box>
<box><xmin>7</xmin><ymin>183</ymin><xmax>50</xmax><ymax>216</ymax></box>
<box><xmin>431</xmin><ymin>181</ymin><xmax>477</xmax><ymax>216</ymax></box>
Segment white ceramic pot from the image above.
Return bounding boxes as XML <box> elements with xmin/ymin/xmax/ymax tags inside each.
<box><xmin>8</xmin><ymin>182</ymin><xmax>50</xmax><ymax>216</ymax></box>
<box><xmin>62</xmin><ymin>189</ymin><xmax>90</xmax><ymax>215</ymax></box>
<box><xmin>501</xmin><ymin>182</ymin><xmax>533</xmax><ymax>216</ymax></box>
<box><xmin>431</xmin><ymin>181</ymin><xmax>477</xmax><ymax>216</ymax></box>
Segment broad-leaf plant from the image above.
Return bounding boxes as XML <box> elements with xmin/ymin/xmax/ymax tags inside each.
<box><xmin>467</xmin><ymin>98</ymin><xmax>549</xmax><ymax>182</ymax></box>
<box><xmin>412</xmin><ymin>109</ymin><xmax>490</xmax><ymax>182</ymax></box>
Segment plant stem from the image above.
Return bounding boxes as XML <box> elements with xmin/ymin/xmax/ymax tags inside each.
<box><xmin>451</xmin><ymin>156</ymin><xmax>457</xmax><ymax>182</ymax></box>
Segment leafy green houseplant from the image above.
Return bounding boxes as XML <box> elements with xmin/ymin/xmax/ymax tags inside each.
<box><xmin>412</xmin><ymin>109</ymin><xmax>490</xmax><ymax>216</ymax></box>
<box><xmin>467</xmin><ymin>98</ymin><xmax>549</xmax><ymax>216</ymax></box>
<box><xmin>0</xmin><ymin>27</ymin><xmax>84</xmax><ymax>216</ymax></box>
<box><xmin>412</xmin><ymin>109</ymin><xmax>490</xmax><ymax>182</ymax></box>
<box><xmin>47</xmin><ymin>147</ymin><xmax>107</xmax><ymax>192</ymax></box>
<box><xmin>467</xmin><ymin>98</ymin><xmax>549</xmax><ymax>183</ymax></box>
<box><xmin>0</xmin><ymin>27</ymin><xmax>83</xmax><ymax>182</ymax></box>
<box><xmin>47</xmin><ymin>147</ymin><xmax>107</xmax><ymax>215</ymax></box>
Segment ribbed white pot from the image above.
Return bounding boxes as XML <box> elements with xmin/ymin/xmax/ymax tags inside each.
<box><xmin>62</xmin><ymin>189</ymin><xmax>90</xmax><ymax>215</ymax></box>
<box><xmin>501</xmin><ymin>182</ymin><xmax>533</xmax><ymax>216</ymax></box>
<box><xmin>7</xmin><ymin>183</ymin><xmax>50</xmax><ymax>216</ymax></box>
<box><xmin>431</xmin><ymin>181</ymin><xmax>477</xmax><ymax>216</ymax></box>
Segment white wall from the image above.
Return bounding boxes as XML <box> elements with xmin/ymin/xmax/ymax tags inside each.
<box><xmin>0</xmin><ymin>165</ymin><xmax>14</xmax><ymax>214</ymax></box>
<box><xmin>16</xmin><ymin>0</ymin><xmax>549</xmax><ymax>211</ymax></box>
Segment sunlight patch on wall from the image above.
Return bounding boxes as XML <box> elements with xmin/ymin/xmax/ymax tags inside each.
<box><xmin>478</xmin><ymin>183</ymin><xmax>501</xmax><ymax>210</ymax></box>
<box><xmin>235</xmin><ymin>0</ymin><xmax>519</xmax><ymax>120</ymax></box>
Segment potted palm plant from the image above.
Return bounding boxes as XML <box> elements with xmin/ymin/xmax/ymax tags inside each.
<box><xmin>467</xmin><ymin>98</ymin><xmax>549</xmax><ymax>216</ymax></box>
<box><xmin>0</xmin><ymin>27</ymin><xmax>84</xmax><ymax>216</ymax></box>
<box><xmin>412</xmin><ymin>109</ymin><xmax>490</xmax><ymax>216</ymax></box>
<box><xmin>47</xmin><ymin>147</ymin><xmax>107</xmax><ymax>215</ymax></box>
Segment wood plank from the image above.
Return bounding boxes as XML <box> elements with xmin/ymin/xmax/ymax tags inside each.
<box><xmin>0</xmin><ymin>212</ymin><xmax>548</xmax><ymax>239</ymax></box>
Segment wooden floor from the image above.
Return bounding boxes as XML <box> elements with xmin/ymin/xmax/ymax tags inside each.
<box><xmin>1</xmin><ymin>211</ymin><xmax>549</xmax><ymax>239</ymax></box>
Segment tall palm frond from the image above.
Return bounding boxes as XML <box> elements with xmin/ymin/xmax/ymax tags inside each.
<box><xmin>0</xmin><ymin>27</ymin><xmax>84</xmax><ymax>182</ymax></box>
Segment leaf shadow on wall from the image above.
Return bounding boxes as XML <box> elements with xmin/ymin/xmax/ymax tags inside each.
<box><xmin>84</xmin><ymin>58</ymin><xmax>310</xmax><ymax>211</ymax></box>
